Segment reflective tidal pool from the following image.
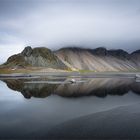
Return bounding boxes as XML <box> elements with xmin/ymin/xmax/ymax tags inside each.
<box><xmin>0</xmin><ymin>77</ymin><xmax>140</xmax><ymax>139</ymax></box>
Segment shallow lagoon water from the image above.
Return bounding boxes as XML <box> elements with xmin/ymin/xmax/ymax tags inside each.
<box><xmin>0</xmin><ymin>77</ymin><xmax>140</xmax><ymax>138</ymax></box>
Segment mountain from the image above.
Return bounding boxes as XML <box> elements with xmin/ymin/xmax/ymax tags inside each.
<box><xmin>3</xmin><ymin>46</ymin><xmax>68</xmax><ymax>70</ymax></box>
<box><xmin>55</xmin><ymin>47</ymin><xmax>140</xmax><ymax>72</ymax></box>
<box><xmin>131</xmin><ymin>50</ymin><xmax>140</xmax><ymax>67</ymax></box>
<box><xmin>2</xmin><ymin>46</ymin><xmax>140</xmax><ymax>72</ymax></box>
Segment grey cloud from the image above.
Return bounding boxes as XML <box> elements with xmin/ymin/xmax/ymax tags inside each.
<box><xmin>0</xmin><ymin>0</ymin><xmax>140</xmax><ymax>63</ymax></box>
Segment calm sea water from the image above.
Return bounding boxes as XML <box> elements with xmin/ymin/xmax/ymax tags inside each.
<box><xmin>0</xmin><ymin>77</ymin><xmax>140</xmax><ymax>139</ymax></box>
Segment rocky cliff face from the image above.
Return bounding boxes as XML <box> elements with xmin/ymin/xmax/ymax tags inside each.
<box><xmin>4</xmin><ymin>46</ymin><xmax>68</xmax><ymax>70</ymax></box>
<box><xmin>131</xmin><ymin>50</ymin><xmax>140</xmax><ymax>67</ymax></box>
<box><xmin>55</xmin><ymin>47</ymin><xmax>140</xmax><ymax>72</ymax></box>
<box><xmin>3</xmin><ymin>46</ymin><xmax>140</xmax><ymax>72</ymax></box>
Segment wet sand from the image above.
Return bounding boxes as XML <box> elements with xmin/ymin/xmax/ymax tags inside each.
<box><xmin>46</xmin><ymin>102</ymin><xmax>140</xmax><ymax>139</ymax></box>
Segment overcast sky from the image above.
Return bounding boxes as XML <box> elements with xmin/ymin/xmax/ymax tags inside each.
<box><xmin>0</xmin><ymin>0</ymin><xmax>140</xmax><ymax>63</ymax></box>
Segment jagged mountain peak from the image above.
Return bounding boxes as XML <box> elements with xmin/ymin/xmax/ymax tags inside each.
<box><xmin>55</xmin><ymin>46</ymin><xmax>140</xmax><ymax>71</ymax></box>
<box><xmin>131</xmin><ymin>50</ymin><xmax>140</xmax><ymax>55</ymax></box>
<box><xmin>4</xmin><ymin>46</ymin><xmax>68</xmax><ymax>70</ymax></box>
<box><xmin>21</xmin><ymin>46</ymin><xmax>33</xmax><ymax>57</ymax></box>
<box><xmin>2</xmin><ymin>46</ymin><xmax>140</xmax><ymax>72</ymax></box>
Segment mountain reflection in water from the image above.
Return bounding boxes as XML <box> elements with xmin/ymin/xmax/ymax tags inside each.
<box><xmin>1</xmin><ymin>77</ymin><xmax>140</xmax><ymax>139</ymax></box>
<box><xmin>2</xmin><ymin>77</ymin><xmax>140</xmax><ymax>99</ymax></box>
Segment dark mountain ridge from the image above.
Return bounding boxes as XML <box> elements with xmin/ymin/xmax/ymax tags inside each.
<box><xmin>2</xmin><ymin>46</ymin><xmax>140</xmax><ymax>72</ymax></box>
<box><xmin>4</xmin><ymin>46</ymin><xmax>68</xmax><ymax>70</ymax></box>
<box><xmin>58</xmin><ymin>47</ymin><xmax>133</xmax><ymax>58</ymax></box>
<box><xmin>55</xmin><ymin>47</ymin><xmax>140</xmax><ymax>71</ymax></box>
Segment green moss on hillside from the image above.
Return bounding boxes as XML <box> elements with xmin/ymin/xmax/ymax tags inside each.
<box><xmin>4</xmin><ymin>54</ymin><xmax>30</xmax><ymax>67</ymax></box>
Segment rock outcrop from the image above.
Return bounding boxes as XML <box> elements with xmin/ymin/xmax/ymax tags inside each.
<box><xmin>131</xmin><ymin>50</ymin><xmax>140</xmax><ymax>67</ymax></box>
<box><xmin>4</xmin><ymin>46</ymin><xmax>68</xmax><ymax>70</ymax></box>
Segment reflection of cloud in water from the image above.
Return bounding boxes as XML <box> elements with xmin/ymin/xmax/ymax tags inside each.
<box><xmin>2</xmin><ymin>78</ymin><xmax>140</xmax><ymax>99</ymax></box>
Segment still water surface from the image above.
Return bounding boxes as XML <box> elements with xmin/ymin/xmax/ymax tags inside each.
<box><xmin>0</xmin><ymin>77</ymin><xmax>140</xmax><ymax>138</ymax></box>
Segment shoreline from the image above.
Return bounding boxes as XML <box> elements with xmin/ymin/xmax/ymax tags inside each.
<box><xmin>0</xmin><ymin>71</ymin><xmax>140</xmax><ymax>79</ymax></box>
